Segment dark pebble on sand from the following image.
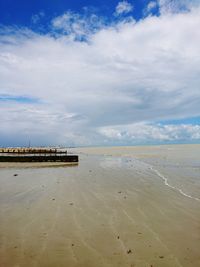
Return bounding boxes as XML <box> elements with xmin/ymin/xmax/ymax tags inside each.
<box><xmin>13</xmin><ymin>174</ymin><xmax>18</xmax><ymax>176</ymax></box>
<box><xmin>127</xmin><ymin>249</ymin><xmax>132</xmax><ymax>254</ymax></box>
<box><xmin>159</xmin><ymin>256</ymin><xmax>164</xmax><ymax>259</ymax></box>
<box><xmin>117</xmin><ymin>236</ymin><xmax>120</xmax><ymax>239</ymax></box>
<box><xmin>52</xmin><ymin>198</ymin><xmax>55</xmax><ymax>201</ymax></box>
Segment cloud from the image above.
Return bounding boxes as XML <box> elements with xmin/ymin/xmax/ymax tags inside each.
<box><xmin>144</xmin><ymin>1</ymin><xmax>158</xmax><ymax>15</ymax></box>
<box><xmin>51</xmin><ymin>11</ymin><xmax>105</xmax><ymax>40</ymax></box>
<box><xmin>31</xmin><ymin>12</ymin><xmax>45</xmax><ymax>24</ymax></box>
<box><xmin>99</xmin><ymin>123</ymin><xmax>200</xmax><ymax>143</ymax></box>
<box><xmin>0</xmin><ymin>5</ymin><xmax>200</xmax><ymax>146</ymax></box>
<box><xmin>158</xmin><ymin>0</ymin><xmax>200</xmax><ymax>14</ymax></box>
<box><xmin>115</xmin><ymin>1</ymin><xmax>134</xmax><ymax>16</ymax></box>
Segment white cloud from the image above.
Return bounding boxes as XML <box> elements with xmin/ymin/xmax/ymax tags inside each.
<box><xmin>158</xmin><ymin>0</ymin><xmax>200</xmax><ymax>15</ymax></box>
<box><xmin>99</xmin><ymin>123</ymin><xmax>200</xmax><ymax>143</ymax></box>
<box><xmin>0</xmin><ymin>6</ymin><xmax>200</xmax><ymax>145</ymax></box>
<box><xmin>144</xmin><ymin>1</ymin><xmax>158</xmax><ymax>15</ymax></box>
<box><xmin>51</xmin><ymin>11</ymin><xmax>104</xmax><ymax>40</ymax></box>
<box><xmin>115</xmin><ymin>1</ymin><xmax>134</xmax><ymax>16</ymax></box>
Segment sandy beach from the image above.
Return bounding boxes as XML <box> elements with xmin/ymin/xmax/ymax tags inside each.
<box><xmin>0</xmin><ymin>144</ymin><xmax>200</xmax><ymax>267</ymax></box>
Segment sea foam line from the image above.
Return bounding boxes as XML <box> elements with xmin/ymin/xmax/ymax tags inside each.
<box><xmin>150</xmin><ymin>166</ymin><xmax>200</xmax><ymax>202</ymax></box>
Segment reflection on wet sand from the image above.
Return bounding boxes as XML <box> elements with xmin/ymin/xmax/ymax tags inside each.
<box><xmin>0</xmin><ymin>145</ymin><xmax>200</xmax><ymax>267</ymax></box>
<box><xmin>0</xmin><ymin>162</ymin><xmax>79</xmax><ymax>169</ymax></box>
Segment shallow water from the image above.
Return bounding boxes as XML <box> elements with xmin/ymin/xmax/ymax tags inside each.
<box><xmin>0</xmin><ymin>145</ymin><xmax>200</xmax><ymax>267</ymax></box>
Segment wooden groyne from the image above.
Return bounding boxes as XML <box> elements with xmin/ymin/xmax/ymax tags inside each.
<box><xmin>0</xmin><ymin>148</ymin><xmax>66</xmax><ymax>154</ymax></box>
<box><xmin>0</xmin><ymin>147</ymin><xmax>78</xmax><ymax>163</ymax></box>
<box><xmin>0</xmin><ymin>155</ymin><xmax>78</xmax><ymax>163</ymax></box>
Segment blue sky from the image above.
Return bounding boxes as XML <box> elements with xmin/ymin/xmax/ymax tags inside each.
<box><xmin>0</xmin><ymin>0</ymin><xmax>200</xmax><ymax>147</ymax></box>
<box><xmin>0</xmin><ymin>0</ymin><xmax>148</xmax><ymax>26</ymax></box>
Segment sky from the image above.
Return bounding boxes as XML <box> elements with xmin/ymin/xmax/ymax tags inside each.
<box><xmin>0</xmin><ymin>0</ymin><xmax>200</xmax><ymax>147</ymax></box>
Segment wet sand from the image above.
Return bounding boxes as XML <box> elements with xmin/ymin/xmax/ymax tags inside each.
<box><xmin>0</xmin><ymin>162</ymin><xmax>78</xmax><ymax>168</ymax></box>
<box><xmin>0</xmin><ymin>144</ymin><xmax>200</xmax><ymax>267</ymax></box>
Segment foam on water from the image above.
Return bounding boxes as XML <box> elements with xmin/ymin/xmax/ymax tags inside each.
<box><xmin>149</xmin><ymin>165</ymin><xmax>200</xmax><ymax>202</ymax></box>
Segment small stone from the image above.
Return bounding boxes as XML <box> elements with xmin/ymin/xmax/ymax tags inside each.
<box><xmin>71</xmin><ymin>243</ymin><xmax>74</xmax><ymax>246</ymax></box>
<box><xmin>118</xmin><ymin>191</ymin><xmax>122</xmax><ymax>194</ymax></box>
<box><xmin>159</xmin><ymin>256</ymin><xmax>164</xmax><ymax>259</ymax></box>
<box><xmin>117</xmin><ymin>236</ymin><xmax>120</xmax><ymax>239</ymax></box>
<box><xmin>13</xmin><ymin>174</ymin><xmax>18</xmax><ymax>176</ymax></box>
<box><xmin>69</xmin><ymin>203</ymin><xmax>74</xmax><ymax>205</ymax></box>
<box><xmin>127</xmin><ymin>249</ymin><xmax>132</xmax><ymax>254</ymax></box>
<box><xmin>52</xmin><ymin>198</ymin><xmax>55</xmax><ymax>201</ymax></box>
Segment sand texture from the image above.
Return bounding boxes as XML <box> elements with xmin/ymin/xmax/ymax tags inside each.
<box><xmin>0</xmin><ymin>144</ymin><xmax>200</xmax><ymax>267</ymax></box>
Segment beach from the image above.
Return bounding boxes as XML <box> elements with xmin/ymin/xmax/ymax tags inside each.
<box><xmin>0</xmin><ymin>144</ymin><xmax>200</xmax><ymax>267</ymax></box>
